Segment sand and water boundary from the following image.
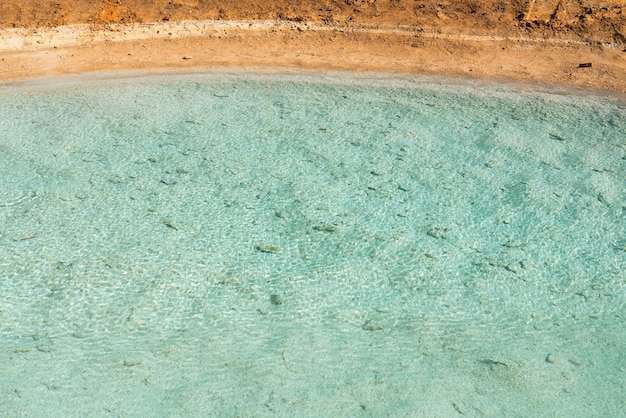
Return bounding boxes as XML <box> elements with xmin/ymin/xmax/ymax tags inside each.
<box><xmin>1</xmin><ymin>19</ymin><xmax>625</xmax><ymax>94</ymax></box>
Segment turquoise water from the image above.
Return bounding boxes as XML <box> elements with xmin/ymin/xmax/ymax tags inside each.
<box><xmin>0</xmin><ymin>72</ymin><xmax>624</xmax><ymax>416</ymax></box>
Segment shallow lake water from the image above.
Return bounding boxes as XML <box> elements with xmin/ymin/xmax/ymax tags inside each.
<box><xmin>0</xmin><ymin>72</ymin><xmax>624</xmax><ymax>416</ymax></box>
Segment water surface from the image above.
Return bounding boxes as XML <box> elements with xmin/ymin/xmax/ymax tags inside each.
<box><xmin>0</xmin><ymin>72</ymin><xmax>624</xmax><ymax>416</ymax></box>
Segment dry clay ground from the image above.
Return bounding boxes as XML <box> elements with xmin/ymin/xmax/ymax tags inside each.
<box><xmin>2</xmin><ymin>0</ymin><xmax>625</xmax><ymax>42</ymax></box>
<box><xmin>0</xmin><ymin>1</ymin><xmax>625</xmax><ymax>92</ymax></box>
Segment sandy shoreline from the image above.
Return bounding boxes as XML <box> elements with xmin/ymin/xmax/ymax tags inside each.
<box><xmin>1</xmin><ymin>20</ymin><xmax>626</xmax><ymax>94</ymax></box>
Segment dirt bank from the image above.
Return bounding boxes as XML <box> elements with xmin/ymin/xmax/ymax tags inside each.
<box><xmin>2</xmin><ymin>1</ymin><xmax>625</xmax><ymax>44</ymax></box>
<box><xmin>1</xmin><ymin>1</ymin><xmax>625</xmax><ymax>91</ymax></box>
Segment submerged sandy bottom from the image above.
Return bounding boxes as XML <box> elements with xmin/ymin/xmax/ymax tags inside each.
<box><xmin>0</xmin><ymin>72</ymin><xmax>624</xmax><ymax>415</ymax></box>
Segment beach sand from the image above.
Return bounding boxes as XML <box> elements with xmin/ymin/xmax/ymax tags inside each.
<box><xmin>1</xmin><ymin>1</ymin><xmax>625</xmax><ymax>92</ymax></box>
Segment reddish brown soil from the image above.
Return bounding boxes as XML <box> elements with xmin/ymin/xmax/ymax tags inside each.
<box><xmin>1</xmin><ymin>1</ymin><xmax>625</xmax><ymax>45</ymax></box>
<box><xmin>1</xmin><ymin>1</ymin><xmax>625</xmax><ymax>92</ymax></box>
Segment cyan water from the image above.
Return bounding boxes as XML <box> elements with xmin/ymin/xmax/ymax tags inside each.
<box><xmin>0</xmin><ymin>72</ymin><xmax>624</xmax><ymax>416</ymax></box>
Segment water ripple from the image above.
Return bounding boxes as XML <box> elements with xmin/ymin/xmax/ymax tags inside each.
<box><xmin>0</xmin><ymin>188</ymin><xmax>35</xmax><ymax>208</ymax></box>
